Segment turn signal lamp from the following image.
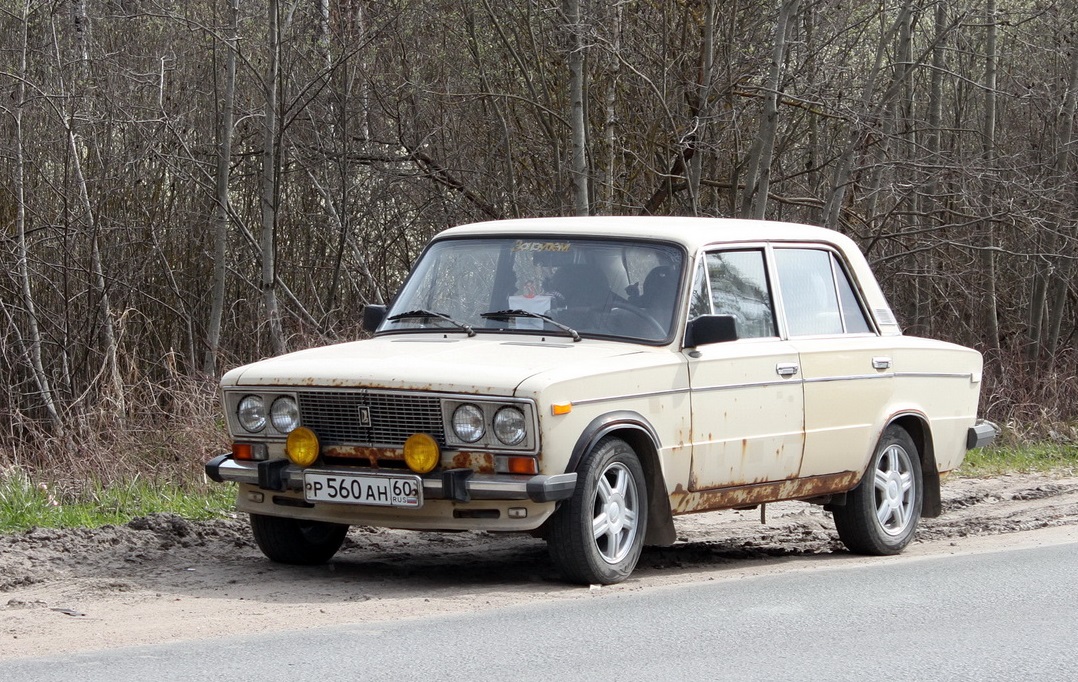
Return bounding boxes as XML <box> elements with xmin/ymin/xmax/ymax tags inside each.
<box><xmin>403</xmin><ymin>433</ymin><xmax>440</xmax><ymax>474</ymax></box>
<box><xmin>232</xmin><ymin>443</ymin><xmax>268</xmax><ymax>461</ymax></box>
<box><xmin>506</xmin><ymin>456</ymin><xmax>539</xmax><ymax>475</ymax></box>
<box><xmin>551</xmin><ymin>402</ymin><xmax>572</xmax><ymax>416</ymax></box>
<box><xmin>286</xmin><ymin>427</ymin><xmax>320</xmax><ymax>467</ymax></box>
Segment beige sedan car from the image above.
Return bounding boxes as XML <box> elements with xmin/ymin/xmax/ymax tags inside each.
<box><xmin>207</xmin><ymin>217</ymin><xmax>995</xmax><ymax>584</ymax></box>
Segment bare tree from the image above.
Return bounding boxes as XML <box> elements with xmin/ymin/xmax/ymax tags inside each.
<box><xmin>740</xmin><ymin>0</ymin><xmax>800</xmax><ymax>219</ymax></box>
<box><xmin>564</xmin><ymin>0</ymin><xmax>590</xmax><ymax>215</ymax></box>
<box><xmin>5</xmin><ymin>0</ymin><xmax>62</xmax><ymax>432</ymax></box>
<box><xmin>260</xmin><ymin>0</ymin><xmax>285</xmax><ymax>354</ymax></box>
<box><xmin>204</xmin><ymin>0</ymin><xmax>240</xmax><ymax>375</ymax></box>
<box><xmin>978</xmin><ymin>0</ymin><xmax>1001</xmax><ymax>364</ymax></box>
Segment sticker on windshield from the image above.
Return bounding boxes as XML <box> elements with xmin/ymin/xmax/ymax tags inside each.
<box><xmin>512</xmin><ymin>241</ymin><xmax>572</xmax><ymax>253</ymax></box>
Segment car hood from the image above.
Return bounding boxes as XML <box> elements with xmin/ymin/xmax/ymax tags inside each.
<box><xmin>221</xmin><ymin>333</ymin><xmax>648</xmax><ymax>395</ymax></box>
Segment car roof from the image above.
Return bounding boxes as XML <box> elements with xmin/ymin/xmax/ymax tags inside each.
<box><xmin>434</xmin><ymin>216</ymin><xmax>858</xmax><ymax>253</ymax></box>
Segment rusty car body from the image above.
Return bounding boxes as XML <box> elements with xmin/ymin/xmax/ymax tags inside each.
<box><xmin>206</xmin><ymin>217</ymin><xmax>995</xmax><ymax>584</ymax></box>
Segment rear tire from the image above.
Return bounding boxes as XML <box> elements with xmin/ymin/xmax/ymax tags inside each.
<box><xmin>547</xmin><ymin>436</ymin><xmax>648</xmax><ymax>585</ymax></box>
<box><xmin>249</xmin><ymin>513</ymin><xmax>348</xmax><ymax>565</ymax></box>
<box><xmin>833</xmin><ymin>426</ymin><xmax>922</xmax><ymax>555</ymax></box>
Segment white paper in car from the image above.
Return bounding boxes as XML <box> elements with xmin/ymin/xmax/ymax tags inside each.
<box><xmin>508</xmin><ymin>295</ymin><xmax>552</xmax><ymax>330</ymax></box>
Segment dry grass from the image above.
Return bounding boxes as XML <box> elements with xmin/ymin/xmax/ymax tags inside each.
<box><xmin>980</xmin><ymin>348</ymin><xmax>1078</xmax><ymax>446</ymax></box>
<box><xmin>0</xmin><ymin>374</ymin><xmax>228</xmax><ymax>496</ymax></box>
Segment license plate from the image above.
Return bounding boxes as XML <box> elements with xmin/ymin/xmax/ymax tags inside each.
<box><xmin>303</xmin><ymin>471</ymin><xmax>423</xmax><ymax>508</ymax></box>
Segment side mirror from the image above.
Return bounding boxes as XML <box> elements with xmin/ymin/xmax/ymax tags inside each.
<box><xmin>685</xmin><ymin>314</ymin><xmax>738</xmax><ymax>347</ymax></box>
<box><xmin>361</xmin><ymin>304</ymin><xmax>387</xmax><ymax>332</ymax></box>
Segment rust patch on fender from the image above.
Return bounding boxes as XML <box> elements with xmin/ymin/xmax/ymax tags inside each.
<box><xmin>668</xmin><ymin>471</ymin><xmax>860</xmax><ymax>515</ymax></box>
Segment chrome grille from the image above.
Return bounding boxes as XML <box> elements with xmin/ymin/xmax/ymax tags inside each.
<box><xmin>297</xmin><ymin>390</ymin><xmax>445</xmax><ymax>447</ymax></box>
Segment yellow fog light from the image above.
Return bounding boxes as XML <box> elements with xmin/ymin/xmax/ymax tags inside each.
<box><xmin>285</xmin><ymin>427</ymin><xmax>320</xmax><ymax>467</ymax></box>
<box><xmin>403</xmin><ymin>433</ymin><xmax>440</xmax><ymax>474</ymax></box>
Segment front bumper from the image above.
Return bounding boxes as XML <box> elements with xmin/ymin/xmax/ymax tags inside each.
<box><xmin>205</xmin><ymin>454</ymin><xmax>577</xmax><ymax>504</ymax></box>
<box><xmin>966</xmin><ymin>420</ymin><xmax>999</xmax><ymax>450</ymax></box>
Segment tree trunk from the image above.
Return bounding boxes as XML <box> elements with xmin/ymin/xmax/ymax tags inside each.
<box><xmin>823</xmin><ymin>4</ymin><xmax>913</xmax><ymax>228</ymax></box>
<box><xmin>11</xmin><ymin>0</ymin><xmax>62</xmax><ymax>433</ymax></box>
<box><xmin>915</xmin><ymin>0</ymin><xmax>948</xmax><ymax>337</ymax></box>
<box><xmin>600</xmin><ymin>0</ymin><xmax>623</xmax><ymax>214</ymax></box>
<box><xmin>1028</xmin><ymin>34</ymin><xmax>1078</xmax><ymax>362</ymax></box>
<box><xmin>564</xmin><ymin>0</ymin><xmax>590</xmax><ymax>215</ymax></box>
<box><xmin>1043</xmin><ymin>43</ymin><xmax>1078</xmax><ymax>363</ymax></box>
<box><xmin>66</xmin><ymin>0</ymin><xmax>126</xmax><ymax>420</ymax></box>
<box><xmin>687</xmin><ymin>0</ymin><xmax>717</xmax><ymax>216</ymax></box>
<box><xmin>979</xmin><ymin>0</ymin><xmax>1001</xmax><ymax>363</ymax></box>
<box><xmin>741</xmin><ymin>0</ymin><xmax>799</xmax><ymax>220</ymax></box>
<box><xmin>204</xmin><ymin>0</ymin><xmax>239</xmax><ymax>376</ymax></box>
<box><xmin>261</xmin><ymin>0</ymin><xmax>286</xmax><ymax>354</ymax></box>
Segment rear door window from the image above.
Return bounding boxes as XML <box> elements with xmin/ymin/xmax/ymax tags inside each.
<box><xmin>774</xmin><ymin>249</ymin><xmax>871</xmax><ymax>336</ymax></box>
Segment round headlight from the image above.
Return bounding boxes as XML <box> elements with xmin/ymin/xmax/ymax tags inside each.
<box><xmin>270</xmin><ymin>396</ymin><xmax>300</xmax><ymax>433</ymax></box>
<box><xmin>493</xmin><ymin>406</ymin><xmax>527</xmax><ymax>446</ymax></box>
<box><xmin>237</xmin><ymin>395</ymin><xmax>266</xmax><ymax>432</ymax></box>
<box><xmin>452</xmin><ymin>404</ymin><xmax>485</xmax><ymax>443</ymax></box>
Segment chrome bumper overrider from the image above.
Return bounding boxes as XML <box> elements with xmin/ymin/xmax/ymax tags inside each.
<box><xmin>205</xmin><ymin>454</ymin><xmax>576</xmax><ymax>504</ymax></box>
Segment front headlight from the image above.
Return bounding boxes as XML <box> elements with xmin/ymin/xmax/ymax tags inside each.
<box><xmin>270</xmin><ymin>396</ymin><xmax>300</xmax><ymax>433</ymax></box>
<box><xmin>452</xmin><ymin>404</ymin><xmax>485</xmax><ymax>443</ymax></box>
<box><xmin>493</xmin><ymin>406</ymin><xmax>526</xmax><ymax>445</ymax></box>
<box><xmin>237</xmin><ymin>395</ymin><xmax>266</xmax><ymax>432</ymax></box>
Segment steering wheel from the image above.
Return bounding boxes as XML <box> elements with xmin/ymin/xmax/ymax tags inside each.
<box><xmin>607</xmin><ymin>302</ymin><xmax>668</xmax><ymax>340</ymax></box>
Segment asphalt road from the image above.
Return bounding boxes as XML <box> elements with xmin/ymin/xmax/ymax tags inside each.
<box><xmin>5</xmin><ymin>540</ymin><xmax>1077</xmax><ymax>681</ymax></box>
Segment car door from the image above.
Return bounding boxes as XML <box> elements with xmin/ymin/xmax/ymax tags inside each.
<box><xmin>773</xmin><ymin>247</ymin><xmax>894</xmax><ymax>478</ymax></box>
<box><xmin>685</xmin><ymin>248</ymin><xmax>805</xmax><ymax>491</ymax></box>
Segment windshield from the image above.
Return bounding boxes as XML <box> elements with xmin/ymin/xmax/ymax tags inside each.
<box><xmin>381</xmin><ymin>237</ymin><xmax>685</xmax><ymax>342</ymax></box>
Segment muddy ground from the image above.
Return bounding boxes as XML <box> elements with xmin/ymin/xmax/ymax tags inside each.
<box><xmin>3</xmin><ymin>472</ymin><xmax>1078</xmax><ymax>660</ymax></box>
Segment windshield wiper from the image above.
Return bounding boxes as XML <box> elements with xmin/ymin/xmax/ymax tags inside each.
<box><xmin>387</xmin><ymin>309</ymin><xmax>476</xmax><ymax>337</ymax></box>
<box><xmin>480</xmin><ymin>309</ymin><xmax>581</xmax><ymax>342</ymax></box>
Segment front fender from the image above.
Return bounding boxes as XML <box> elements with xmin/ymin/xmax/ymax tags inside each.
<box><xmin>565</xmin><ymin>411</ymin><xmax>677</xmax><ymax>546</ymax></box>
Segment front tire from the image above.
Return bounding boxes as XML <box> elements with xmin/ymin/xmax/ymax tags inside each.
<box><xmin>249</xmin><ymin>513</ymin><xmax>348</xmax><ymax>565</ymax></box>
<box><xmin>547</xmin><ymin>436</ymin><xmax>648</xmax><ymax>585</ymax></box>
<box><xmin>833</xmin><ymin>426</ymin><xmax>923</xmax><ymax>555</ymax></box>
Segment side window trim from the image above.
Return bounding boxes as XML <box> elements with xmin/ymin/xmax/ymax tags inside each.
<box><xmin>828</xmin><ymin>251</ymin><xmax>876</xmax><ymax>335</ymax></box>
<box><xmin>763</xmin><ymin>244</ymin><xmax>788</xmax><ymax>339</ymax></box>
<box><xmin>828</xmin><ymin>253</ymin><xmax>849</xmax><ymax>334</ymax></box>
<box><xmin>698</xmin><ymin>253</ymin><xmax>714</xmax><ymax>316</ymax></box>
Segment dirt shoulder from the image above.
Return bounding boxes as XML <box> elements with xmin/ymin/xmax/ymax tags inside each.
<box><xmin>3</xmin><ymin>472</ymin><xmax>1078</xmax><ymax>660</ymax></box>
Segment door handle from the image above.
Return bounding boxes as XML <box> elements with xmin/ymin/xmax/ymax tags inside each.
<box><xmin>872</xmin><ymin>357</ymin><xmax>892</xmax><ymax>370</ymax></box>
<box><xmin>776</xmin><ymin>363</ymin><xmax>799</xmax><ymax>377</ymax></box>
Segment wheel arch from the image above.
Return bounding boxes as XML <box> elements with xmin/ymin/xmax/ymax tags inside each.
<box><xmin>567</xmin><ymin>411</ymin><xmax>677</xmax><ymax>546</ymax></box>
<box><xmin>884</xmin><ymin>412</ymin><xmax>941</xmax><ymax>518</ymax></box>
